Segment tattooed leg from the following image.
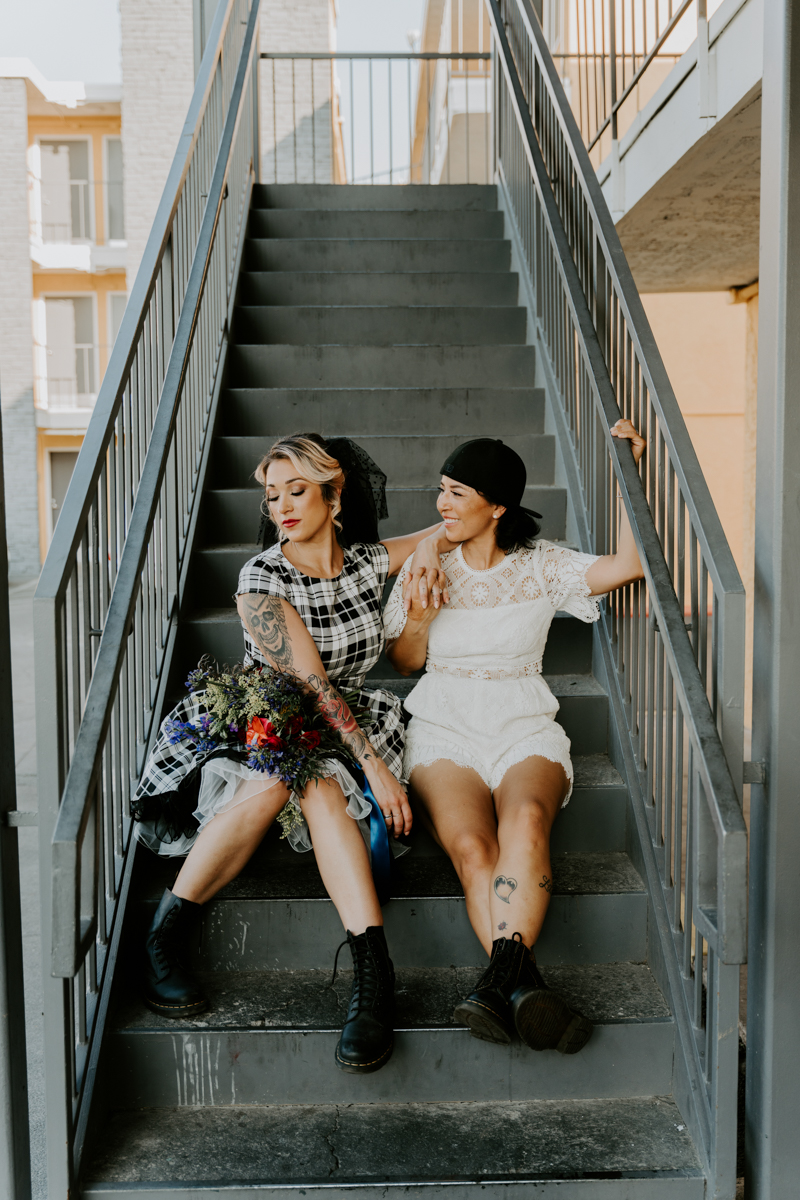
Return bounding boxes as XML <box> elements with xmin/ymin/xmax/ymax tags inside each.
<box><xmin>490</xmin><ymin>756</ymin><xmax>569</xmax><ymax>948</ymax></box>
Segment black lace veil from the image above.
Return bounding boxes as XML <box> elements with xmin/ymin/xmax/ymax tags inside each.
<box><xmin>258</xmin><ymin>435</ymin><xmax>388</xmax><ymax>549</ymax></box>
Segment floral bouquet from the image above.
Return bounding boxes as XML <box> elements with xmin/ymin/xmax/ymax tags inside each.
<box><xmin>162</xmin><ymin>657</ymin><xmax>370</xmax><ymax>838</ymax></box>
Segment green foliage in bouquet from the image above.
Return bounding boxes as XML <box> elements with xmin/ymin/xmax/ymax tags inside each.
<box><xmin>164</xmin><ymin>656</ymin><xmax>370</xmax><ymax>839</ymax></box>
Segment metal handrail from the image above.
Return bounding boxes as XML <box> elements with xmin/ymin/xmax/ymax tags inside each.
<box><xmin>486</xmin><ymin>2</ymin><xmax>745</xmax><ymax>1190</ymax></box>
<box><xmin>32</xmin><ymin>0</ymin><xmax>260</xmax><ymax>1189</ymax></box>
<box><xmin>489</xmin><ymin>0</ymin><xmax>746</xmax><ymax>962</ymax></box>
<box><xmin>502</xmin><ymin>0</ymin><xmax>745</xmax><ymax>788</ymax></box>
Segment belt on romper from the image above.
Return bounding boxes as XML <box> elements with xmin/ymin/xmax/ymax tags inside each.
<box><xmin>427</xmin><ymin>658</ymin><xmax>543</xmax><ymax>681</ymax></box>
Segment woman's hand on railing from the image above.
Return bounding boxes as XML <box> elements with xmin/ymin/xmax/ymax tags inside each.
<box><xmin>586</xmin><ymin>420</ymin><xmax>647</xmax><ymax>595</ymax></box>
<box><xmin>610</xmin><ymin>418</ymin><xmax>647</xmax><ymax>464</ymax></box>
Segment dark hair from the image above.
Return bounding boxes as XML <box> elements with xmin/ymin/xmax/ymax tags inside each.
<box><xmin>478</xmin><ymin>492</ymin><xmax>541</xmax><ymax>552</ymax></box>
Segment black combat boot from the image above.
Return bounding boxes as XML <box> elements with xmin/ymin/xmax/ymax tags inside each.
<box><xmin>143</xmin><ymin>888</ymin><xmax>208</xmax><ymax>1017</ymax></box>
<box><xmin>454</xmin><ymin>932</ymin><xmax>593</xmax><ymax>1054</ymax></box>
<box><xmin>333</xmin><ymin>925</ymin><xmax>395</xmax><ymax>1073</ymax></box>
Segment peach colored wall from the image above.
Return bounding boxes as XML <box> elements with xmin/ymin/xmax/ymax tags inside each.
<box><xmin>640</xmin><ymin>292</ymin><xmax>747</xmax><ymax>576</ymax></box>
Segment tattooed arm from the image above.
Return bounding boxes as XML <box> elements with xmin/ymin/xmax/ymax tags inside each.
<box><xmin>236</xmin><ymin>593</ymin><xmax>411</xmax><ymax>833</ymax></box>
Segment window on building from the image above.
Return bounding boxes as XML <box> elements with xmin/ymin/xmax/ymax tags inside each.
<box><xmin>40</xmin><ymin>140</ymin><xmax>93</xmax><ymax>242</ymax></box>
<box><xmin>105</xmin><ymin>137</ymin><xmax>125</xmax><ymax>241</ymax></box>
<box><xmin>44</xmin><ymin>296</ymin><xmax>97</xmax><ymax>409</ymax></box>
<box><xmin>49</xmin><ymin>450</ymin><xmax>80</xmax><ymax>537</ymax></box>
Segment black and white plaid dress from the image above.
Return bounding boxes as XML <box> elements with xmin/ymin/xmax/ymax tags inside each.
<box><xmin>132</xmin><ymin>541</ymin><xmax>405</xmax><ymax>859</ymax></box>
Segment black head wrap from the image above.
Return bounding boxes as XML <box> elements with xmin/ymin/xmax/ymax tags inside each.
<box><xmin>440</xmin><ymin>438</ymin><xmax>542</xmax><ymax>518</ymax></box>
<box><xmin>258</xmin><ymin>434</ymin><xmax>388</xmax><ymax>549</ymax></box>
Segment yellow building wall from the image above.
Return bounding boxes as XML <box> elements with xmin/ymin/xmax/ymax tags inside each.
<box><xmin>31</xmin><ymin>270</ymin><xmax>127</xmax><ymax>382</ymax></box>
<box><xmin>28</xmin><ymin>113</ymin><xmax>122</xmax><ymax>249</ymax></box>
<box><xmin>28</xmin><ymin>112</ymin><xmax>125</xmax><ymax>560</ymax></box>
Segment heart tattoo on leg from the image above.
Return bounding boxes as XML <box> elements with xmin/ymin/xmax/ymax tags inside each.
<box><xmin>494</xmin><ymin>875</ymin><xmax>518</xmax><ymax>904</ymax></box>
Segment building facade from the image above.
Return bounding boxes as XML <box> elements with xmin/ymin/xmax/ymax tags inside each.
<box><xmin>0</xmin><ymin>61</ymin><xmax>126</xmax><ymax>578</ymax></box>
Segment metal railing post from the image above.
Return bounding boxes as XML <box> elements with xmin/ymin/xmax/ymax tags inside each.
<box><xmin>0</xmin><ymin>403</ymin><xmax>32</xmax><ymax>1199</ymax></box>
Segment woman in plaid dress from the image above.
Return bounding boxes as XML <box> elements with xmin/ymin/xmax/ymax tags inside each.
<box><xmin>134</xmin><ymin>434</ymin><xmax>446</xmax><ymax>1075</ymax></box>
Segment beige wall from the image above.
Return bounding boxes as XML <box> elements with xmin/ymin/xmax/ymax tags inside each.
<box><xmin>641</xmin><ymin>292</ymin><xmax>747</xmax><ymax>574</ymax></box>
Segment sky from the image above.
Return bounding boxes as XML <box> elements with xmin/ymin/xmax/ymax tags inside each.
<box><xmin>0</xmin><ymin>0</ymin><xmax>426</xmax><ymax>85</ymax></box>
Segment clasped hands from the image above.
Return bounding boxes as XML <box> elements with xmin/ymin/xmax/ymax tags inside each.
<box><xmin>401</xmin><ymin>532</ymin><xmax>449</xmax><ymax>618</ymax></box>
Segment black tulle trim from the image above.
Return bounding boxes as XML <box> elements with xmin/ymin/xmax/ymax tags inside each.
<box><xmin>130</xmin><ymin>746</ymin><xmax>249</xmax><ymax>844</ymax></box>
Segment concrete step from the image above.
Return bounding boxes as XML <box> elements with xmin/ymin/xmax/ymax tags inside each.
<box><xmin>251</xmin><ymin>182</ymin><xmax>499</xmax><ymax>211</ymax></box>
<box><xmin>230</xmin><ymin>305</ymin><xmax>527</xmax><ymax>346</ymax></box>
<box><xmin>83</xmin><ymin>1097</ymin><xmax>703</xmax><ymax>1198</ymax></box>
<box><xmin>208</xmin><ymin>433</ymin><xmax>554</xmax><ymax>490</ymax></box>
<box><xmin>106</xmin><ymin>963</ymin><xmax>671</xmax><ymax>1107</ymax></box>
<box><xmin>227</xmin><ymin>344</ymin><xmax>535</xmax><ymax>389</ymax></box>
<box><xmin>237</xmin><ymin>271</ymin><xmax>520</xmax><ymax>307</ymax></box>
<box><xmin>248</xmin><ymin>208</ymin><xmax>505</xmax><ymax>240</ymax></box>
<box><xmin>133</xmin><ymin>850</ymin><xmax>642</xmax><ymax>970</ymax></box>
<box><xmin>244</xmin><ymin>238</ymin><xmax>511</xmax><ymax>273</ymax></box>
<box><xmin>197</xmin><ymin>482</ymin><xmax>564</xmax><ymax>546</ymax></box>
<box><xmin>217</xmin><ymin>387</ymin><xmax>545</xmax><ymax>437</ymax></box>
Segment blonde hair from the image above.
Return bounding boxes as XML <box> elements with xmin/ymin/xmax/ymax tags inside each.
<box><xmin>256</xmin><ymin>434</ymin><xmax>345</xmax><ymax>533</ymax></box>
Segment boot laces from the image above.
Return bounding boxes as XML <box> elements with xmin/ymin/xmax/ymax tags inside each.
<box><xmin>330</xmin><ymin>934</ymin><xmax>382</xmax><ymax>1017</ymax></box>
<box><xmin>154</xmin><ymin>905</ymin><xmax>180</xmax><ymax>970</ymax></box>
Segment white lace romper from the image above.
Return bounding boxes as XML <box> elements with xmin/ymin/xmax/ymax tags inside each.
<box><xmin>383</xmin><ymin>540</ymin><xmax>603</xmax><ymax>803</ymax></box>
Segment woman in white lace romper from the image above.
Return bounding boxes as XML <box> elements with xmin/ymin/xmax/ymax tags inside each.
<box><xmin>385</xmin><ymin>423</ymin><xmax>646</xmax><ymax>1055</ymax></box>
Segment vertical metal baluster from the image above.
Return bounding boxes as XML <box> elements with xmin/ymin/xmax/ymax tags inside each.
<box><xmin>369</xmin><ymin>59</ymin><xmax>374</xmax><ymax>185</ymax></box>
<box><xmin>408</xmin><ymin>57</ymin><xmax>413</xmax><ymax>183</ymax></box>
<box><xmin>664</xmin><ymin>663</ymin><xmax>674</xmax><ymax>876</ymax></box>
<box><xmin>690</xmin><ymin>527</ymin><xmax>699</xmax><ymax>664</ymax></box>
<box><xmin>388</xmin><ymin>60</ymin><xmax>393</xmax><ymax>184</ymax></box>
<box><xmin>311</xmin><ymin>59</ymin><xmax>316</xmax><ymax>185</ymax></box>
<box><xmin>272</xmin><ymin>61</ymin><xmax>277</xmax><ymax>183</ymax></box>
<box><xmin>683</xmin><ymin>744</ymin><xmax>695</xmax><ymax>972</ymax></box>
<box><xmin>465</xmin><ymin>51</ymin><xmax>470</xmax><ymax>184</ymax></box>
<box><xmin>292</xmin><ymin>59</ymin><xmax>297</xmax><ymax>183</ymax></box>
<box><xmin>350</xmin><ymin>59</ymin><xmax>355</xmax><ymax>184</ymax></box>
<box><xmin>699</xmin><ymin>560</ymin><xmax>709</xmax><ymax>691</ymax></box>
<box><xmin>673</xmin><ymin>713</ymin><xmax>684</xmax><ymax>927</ymax></box>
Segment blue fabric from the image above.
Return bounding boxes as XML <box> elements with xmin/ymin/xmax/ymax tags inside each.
<box><xmin>349</xmin><ymin>764</ymin><xmax>392</xmax><ymax>906</ymax></box>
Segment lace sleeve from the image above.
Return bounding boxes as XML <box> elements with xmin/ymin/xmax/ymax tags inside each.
<box><xmin>538</xmin><ymin>541</ymin><xmax>602</xmax><ymax>623</ymax></box>
<box><xmin>382</xmin><ymin>555</ymin><xmax>413</xmax><ymax>641</ymax></box>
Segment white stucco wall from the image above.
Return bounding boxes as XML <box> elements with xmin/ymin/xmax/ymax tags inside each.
<box><xmin>0</xmin><ymin>78</ymin><xmax>40</xmax><ymax>579</ymax></box>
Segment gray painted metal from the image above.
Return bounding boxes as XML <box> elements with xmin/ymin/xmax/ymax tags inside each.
<box><xmin>501</xmin><ymin>0</ymin><xmax>746</xmax><ymax>796</ymax></box>
<box><xmin>746</xmin><ymin>0</ymin><xmax>800</xmax><ymax>1194</ymax></box>
<box><xmin>486</xmin><ymin>4</ymin><xmax>747</xmax><ymax>1194</ymax></box>
<box><xmin>0</xmin><ymin>406</ymin><xmax>32</xmax><ymax>1198</ymax></box>
<box><xmin>31</xmin><ymin>0</ymin><xmax>261</xmax><ymax>1192</ymax></box>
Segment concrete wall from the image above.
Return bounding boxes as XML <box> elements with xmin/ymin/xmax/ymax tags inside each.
<box><xmin>120</xmin><ymin>0</ymin><xmax>195</xmax><ymax>288</ymax></box>
<box><xmin>0</xmin><ymin>79</ymin><xmax>40</xmax><ymax>580</ymax></box>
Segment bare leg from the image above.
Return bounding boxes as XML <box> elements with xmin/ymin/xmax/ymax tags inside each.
<box><xmin>491</xmin><ymin>756</ymin><xmax>569</xmax><ymax>948</ymax></box>
<box><xmin>297</xmin><ymin>776</ymin><xmax>382</xmax><ymax>933</ymax></box>
<box><xmin>410</xmin><ymin>761</ymin><xmax>498</xmax><ymax>954</ymax></box>
<box><xmin>172</xmin><ymin>780</ymin><xmax>290</xmax><ymax>905</ymax></box>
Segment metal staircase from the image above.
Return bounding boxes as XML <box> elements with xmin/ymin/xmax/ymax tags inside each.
<box><xmin>32</xmin><ymin>1</ymin><xmax>747</xmax><ymax>1196</ymax></box>
<box><xmin>82</xmin><ymin>181</ymin><xmax>701</xmax><ymax>1193</ymax></box>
